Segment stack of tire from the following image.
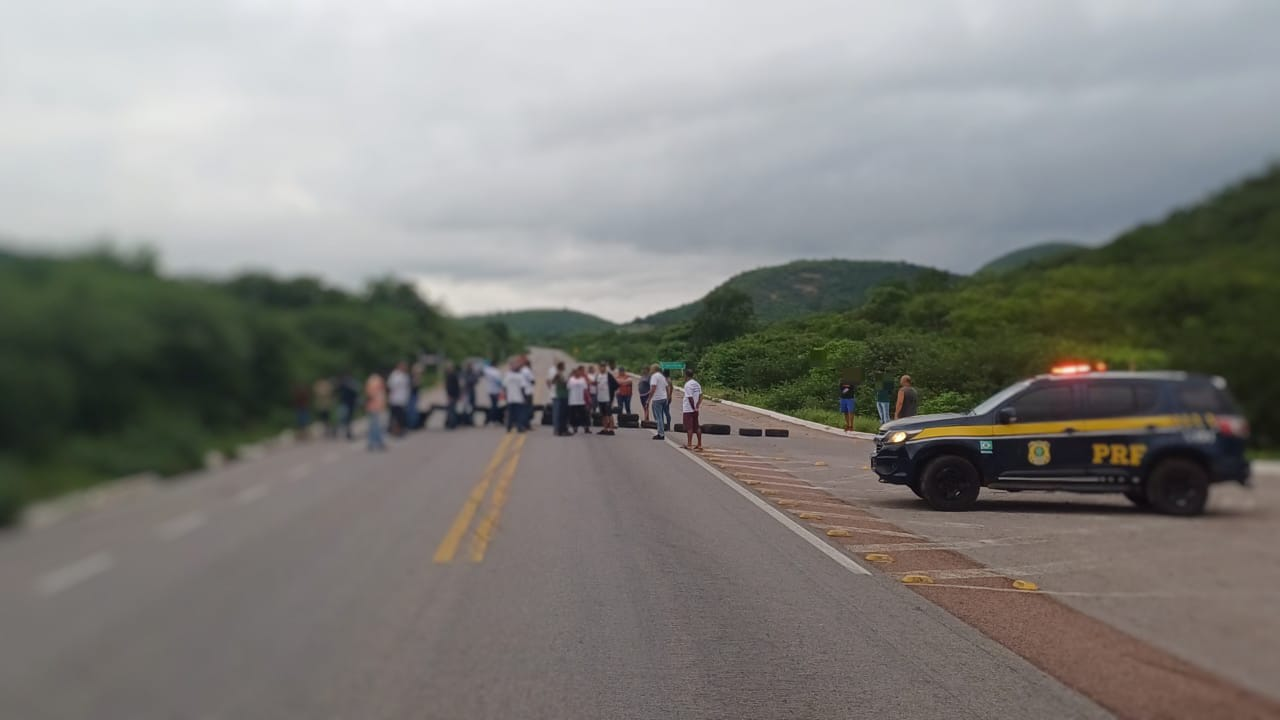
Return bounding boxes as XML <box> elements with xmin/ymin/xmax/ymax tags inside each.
<box><xmin>618</xmin><ymin>413</ymin><xmax>640</xmax><ymax>429</ymax></box>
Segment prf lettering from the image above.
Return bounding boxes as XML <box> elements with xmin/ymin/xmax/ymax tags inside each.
<box><xmin>1092</xmin><ymin>443</ymin><xmax>1148</xmax><ymax>467</ymax></box>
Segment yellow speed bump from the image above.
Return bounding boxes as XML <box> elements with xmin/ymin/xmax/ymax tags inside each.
<box><xmin>826</xmin><ymin>529</ymin><xmax>852</xmax><ymax>538</ymax></box>
<box><xmin>1012</xmin><ymin>580</ymin><xmax>1040</xmax><ymax>592</ymax></box>
<box><xmin>759</xmin><ymin>489</ymin><xmax>780</xmax><ymax>496</ymax></box>
<box><xmin>864</xmin><ymin>553</ymin><xmax>894</xmax><ymax>564</ymax></box>
<box><xmin>901</xmin><ymin>574</ymin><xmax>935</xmax><ymax>585</ymax></box>
<box><xmin>775</xmin><ymin>499</ymin><xmax>799</xmax><ymax>507</ymax></box>
<box><xmin>797</xmin><ymin>512</ymin><xmax>823</xmax><ymax>520</ymax></box>
<box><xmin>740</xmin><ymin>479</ymin><xmax>761</xmax><ymax>486</ymax></box>
<box><xmin>814</xmin><ymin>461</ymin><xmax>829</xmax><ymax>467</ymax></box>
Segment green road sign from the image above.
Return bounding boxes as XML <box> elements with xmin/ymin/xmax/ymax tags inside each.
<box><xmin>659</xmin><ymin>361</ymin><xmax>686</xmax><ymax>371</ymax></box>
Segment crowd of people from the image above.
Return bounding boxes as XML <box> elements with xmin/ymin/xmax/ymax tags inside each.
<box><xmin>295</xmin><ymin>355</ymin><xmax>915</xmax><ymax>452</ymax></box>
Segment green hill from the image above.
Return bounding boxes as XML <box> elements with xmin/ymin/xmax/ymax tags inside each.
<box><xmin>464</xmin><ymin>309</ymin><xmax>615</xmax><ymax>340</ymax></box>
<box><xmin>978</xmin><ymin>241</ymin><xmax>1085</xmax><ymax>274</ymax></box>
<box><xmin>640</xmin><ymin>260</ymin><xmax>942</xmax><ymax>326</ymax></box>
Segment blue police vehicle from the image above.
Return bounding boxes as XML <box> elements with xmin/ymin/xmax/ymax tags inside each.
<box><xmin>871</xmin><ymin>367</ymin><xmax>1251</xmax><ymax>516</ymax></box>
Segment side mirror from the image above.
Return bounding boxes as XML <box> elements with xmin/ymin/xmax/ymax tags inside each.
<box><xmin>998</xmin><ymin>407</ymin><xmax>1017</xmax><ymax>425</ymax></box>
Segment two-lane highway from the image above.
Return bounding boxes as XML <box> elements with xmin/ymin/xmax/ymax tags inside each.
<box><xmin>0</xmin><ymin>362</ymin><xmax>1108</xmax><ymax>719</ymax></box>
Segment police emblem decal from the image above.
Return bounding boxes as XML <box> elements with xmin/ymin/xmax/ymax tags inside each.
<box><xmin>1028</xmin><ymin>441</ymin><xmax>1051</xmax><ymax>466</ymax></box>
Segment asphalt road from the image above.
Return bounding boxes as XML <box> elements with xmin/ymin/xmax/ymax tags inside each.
<box><xmin>0</xmin><ymin>353</ymin><xmax>1108</xmax><ymax>719</ymax></box>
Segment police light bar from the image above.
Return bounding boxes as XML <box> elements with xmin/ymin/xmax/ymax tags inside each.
<box><xmin>1050</xmin><ymin>362</ymin><xmax>1105</xmax><ymax>375</ymax></box>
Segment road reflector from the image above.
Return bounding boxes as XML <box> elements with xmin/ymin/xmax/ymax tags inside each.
<box><xmin>861</xmin><ymin>465</ymin><xmax>870</xmax><ymax>470</ymax></box>
<box><xmin>774</xmin><ymin>457</ymin><xmax>786</xmax><ymax>460</ymax></box>
<box><xmin>775</xmin><ymin>499</ymin><xmax>799</xmax><ymax>507</ymax></box>
<box><xmin>797</xmin><ymin>512</ymin><xmax>823</xmax><ymax>520</ymax></box>
<box><xmin>759</xmin><ymin>489</ymin><xmax>780</xmax><ymax>496</ymax></box>
<box><xmin>826</xmin><ymin>529</ymin><xmax>852</xmax><ymax>538</ymax></box>
<box><xmin>814</xmin><ymin>461</ymin><xmax>828</xmax><ymax>467</ymax></box>
<box><xmin>864</xmin><ymin>553</ymin><xmax>893</xmax><ymax>564</ymax></box>
<box><xmin>1012</xmin><ymin>580</ymin><xmax>1040</xmax><ymax>592</ymax></box>
<box><xmin>901</xmin><ymin>574</ymin><xmax>934</xmax><ymax>585</ymax></box>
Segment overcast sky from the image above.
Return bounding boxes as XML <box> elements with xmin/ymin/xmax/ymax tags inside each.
<box><xmin>2</xmin><ymin>0</ymin><xmax>1278</xmax><ymax>321</ymax></box>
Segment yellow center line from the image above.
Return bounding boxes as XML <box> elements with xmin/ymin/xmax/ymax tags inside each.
<box><xmin>467</xmin><ymin>443</ymin><xmax>525</xmax><ymax>563</ymax></box>
<box><xmin>432</xmin><ymin>433</ymin><xmax>518</xmax><ymax>564</ymax></box>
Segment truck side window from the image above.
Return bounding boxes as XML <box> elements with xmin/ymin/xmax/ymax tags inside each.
<box><xmin>1085</xmin><ymin>383</ymin><xmax>1137</xmax><ymax>418</ymax></box>
<box><xmin>1009</xmin><ymin>386</ymin><xmax>1073</xmax><ymax>423</ymax></box>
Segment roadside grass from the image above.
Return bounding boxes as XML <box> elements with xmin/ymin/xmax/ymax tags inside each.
<box><xmin>792</xmin><ymin>408</ymin><xmax>883</xmax><ymax>434</ymax></box>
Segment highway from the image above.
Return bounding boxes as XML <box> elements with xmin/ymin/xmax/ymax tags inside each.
<box><xmin>0</xmin><ymin>351</ymin><xmax>1112</xmax><ymax>720</ymax></box>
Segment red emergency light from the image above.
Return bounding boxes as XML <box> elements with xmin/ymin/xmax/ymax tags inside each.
<box><xmin>1050</xmin><ymin>361</ymin><xmax>1107</xmax><ymax>375</ymax></box>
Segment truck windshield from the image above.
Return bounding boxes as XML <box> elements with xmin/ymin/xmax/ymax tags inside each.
<box><xmin>970</xmin><ymin>379</ymin><xmax>1034</xmax><ymax>416</ymax></box>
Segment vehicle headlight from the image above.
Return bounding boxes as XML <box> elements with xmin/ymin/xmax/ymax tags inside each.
<box><xmin>887</xmin><ymin>431</ymin><xmax>910</xmax><ymax>444</ymax></box>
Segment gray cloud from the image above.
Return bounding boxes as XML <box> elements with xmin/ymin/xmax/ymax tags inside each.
<box><xmin>2</xmin><ymin>0</ymin><xmax>1278</xmax><ymax>321</ymax></box>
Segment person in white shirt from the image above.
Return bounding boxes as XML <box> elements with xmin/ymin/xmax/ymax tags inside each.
<box><xmin>682</xmin><ymin>368</ymin><xmax>704</xmax><ymax>451</ymax></box>
<box><xmin>567</xmin><ymin>367</ymin><xmax>591</xmax><ymax>434</ymax></box>
<box><xmin>520</xmin><ymin>359</ymin><xmax>536</xmax><ymax>430</ymax></box>
<box><xmin>483</xmin><ymin>360</ymin><xmax>504</xmax><ymax>426</ymax></box>
<box><xmin>387</xmin><ymin>362</ymin><xmax>411</xmax><ymax>437</ymax></box>
<box><xmin>646</xmin><ymin>364</ymin><xmax>670</xmax><ymax>440</ymax></box>
<box><xmin>503</xmin><ymin>363</ymin><xmax>527</xmax><ymax>433</ymax></box>
<box><xmin>594</xmin><ymin>366</ymin><xmax>615</xmax><ymax>435</ymax></box>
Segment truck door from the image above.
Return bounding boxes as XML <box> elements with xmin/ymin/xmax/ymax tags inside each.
<box><xmin>993</xmin><ymin>383</ymin><xmax>1090</xmax><ymax>484</ymax></box>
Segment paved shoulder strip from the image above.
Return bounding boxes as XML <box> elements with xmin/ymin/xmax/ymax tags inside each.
<box><xmin>665</xmin><ymin>439</ymin><xmax>870</xmax><ymax>576</ymax></box>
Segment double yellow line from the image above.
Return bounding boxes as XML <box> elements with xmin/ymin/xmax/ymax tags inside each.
<box><xmin>433</xmin><ymin>433</ymin><xmax>527</xmax><ymax>564</ymax></box>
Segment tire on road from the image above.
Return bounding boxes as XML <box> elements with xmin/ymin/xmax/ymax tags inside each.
<box><xmin>618</xmin><ymin>419</ymin><xmax>640</xmax><ymax>429</ymax></box>
<box><xmin>908</xmin><ymin>481</ymin><xmax>926</xmax><ymax>500</ymax></box>
<box><xmin>1145</xmin><ymin>458</ymin><xmax>1209</xmax><ymax>516</ymax></box>
<box><xmin>764</xmin><ymin>429</ymin><xmax>790</xmax><ymax>438</ymax></box>
<box><xmin>641</xmin><ymin>421</ymin><xmax>658</xmax><ymax>430</ymax></box>
<box><xmin>703</xmin><ymin>423</ymin><xmax>731</xmax><ymax>436</ymax></box>
<box><xmin>674</xmin><ymin>423</ymin><xmax>685</xmax><ymax>433</ymax></box>
<box><xmin>620</xmin><ymin>413</ymin><xmax>640</xmax><ymax>423</ymax></box>
<box><xmin>918</xmin><ymin>455</ymin><xmax>981</xmax><ymax>511</ymax></box>
<box><xmin>739</xmin><ymin>428</ymin><xmax>763</xmax><ymax>437</ymax></box>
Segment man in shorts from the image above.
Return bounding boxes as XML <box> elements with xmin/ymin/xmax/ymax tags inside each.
<box><xmin>682</xmin><ymin>368</ymin><xmax>703</xmax><ymax>450</ymax></box>
<box><xmin>839</xmin><ymin>377</ymin><xmax>857</xmax><ymax>432</ymax></box>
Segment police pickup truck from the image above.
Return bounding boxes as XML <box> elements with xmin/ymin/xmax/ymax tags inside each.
<box><xmin>871</xmin><ymin>369</ymin><xmax>1251</xmax><ymax>516</ymax></box>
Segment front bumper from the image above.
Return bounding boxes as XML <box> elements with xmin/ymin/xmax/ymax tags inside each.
<box><xmin>871</xmin><ymin>443</ymin><xmax>913</xmax><ymax>485</ymax></box>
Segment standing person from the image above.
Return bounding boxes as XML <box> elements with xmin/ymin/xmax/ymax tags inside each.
<box><xmin>465</xmin><ymin>362</ymin><xmax>480</xmax><ymax>420</ymax></box>
<box><xmin>520</xmin><ymin>357</ymin><xmax>536</xmax><ymax>431</ymax></box>
<box><xmin>895</xmin><ymin>374</ymin><xmax>919</xmax><ymax>420</ymax></box>
<box><xmin>567</xmin><ymin>367</ymin><xmax>591</xmax><ymax>435</ymax></box>
<box><xmin>552</xmin><ymin>362</ymin><xmax>569</xmax><ymax>436</ymax></box>
<box><xmin>407</xmin><ymin>362</ymin><xmax>424</xmax><ymax>431</ymax></box>
<box><xmin>387</xmin><ymin>361</ymin><xmax>411</xmax><ymax>437</ymax></box>
<box><xmin>638</xmin><ymin>371</ymin><xmax>652</xmax><ymax>423</ymax></box>
<box><xmin>313</xmin><ymin>376</ymin><xmax>335</xmax><ymax>438</ymax></box>
<box><xmin>503</xmin><ymin>361</ymin><xmax>527</xmax><ymax>433</ymax></box>
<box><xmin>615</xmin><ymin>367</ymin><xmax>634</xmax><ymax>416</ymax></box>
<box><xmin>337</xmin><ymin>371</ymin><xmax>358</xmax><ymax>440</ymax></box>
<box><xmin>682</xmin><ymin>368</ymin><xmax>704</xmax><ymax>451</ymax></box>
<box><xmin>839</xmin><ymin>376</ymin><xmax>857</xmax><ymax>432</ymax></box>
<box><xmin>876</xmin><ymin>376</ymin><xmax>895</xmax><ymax>426</ymax></box>
<box><xmin>444</xmin><ymin>362</ymin><xmax>462</xmax><ymax>430</ymax></box>
<box><xmin>595</xmin><ymin>365</ymin><xmax>615</xmax><ymax>436</ymax></box>
<box><xmin>647</xmin><ymin>363</ymin><xmax>670</xmax><ymax>441</ymax></box>
<box><xmin>364</xmin><ymin>371</ymin><xmax>388</xmax><ymax>451</ymax></box>
<box><xmin>484</xmin><ymin>359</ymin><xmax>504</xmax><ymax>426</ymax></box>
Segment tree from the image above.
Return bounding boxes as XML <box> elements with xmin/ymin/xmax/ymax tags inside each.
<box><xmin>690</xmin><ymin>286</ymin><xmax>756</xmax><ymax>351</ymax></box>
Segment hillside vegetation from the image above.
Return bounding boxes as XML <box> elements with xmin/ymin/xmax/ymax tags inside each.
<box><xmin>977</xmin><ymin>241</ymin><xmax>1085</xmax><ymax>274</ymax></box>
<box><xmin>573</xmin><ymin>165</ymin><xmax>1280</xmax><ymax>447</ymax></box>
<box><xmin>640</xmin><ymin>259</ymin><xmax>940</xmax><ymax>326</ymax></box>
<box><xmin>0</xmin><ymin>250</ymin><xmax>513</xmax><ymax>525</ymax></box>
<box><xmin>464</xmin><ymin>308</ymin><xmax>614</xmax><ymax>341</ymax></box>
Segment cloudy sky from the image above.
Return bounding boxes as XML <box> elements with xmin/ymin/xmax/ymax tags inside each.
<box><xmin>2</xmin><ymin>0</ymin><xmax>1278</xmax><ymax>321</ymax></box>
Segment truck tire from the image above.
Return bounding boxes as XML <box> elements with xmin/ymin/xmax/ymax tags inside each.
<box><xmin>703</xmin><ymin>424</ymin><xmax>731</xmax><ymax>436</ymax></box>
<box><xmin>764</xmin><ymin>429</ymin><xmax>790</xmax><ymax>438</ymax></box>
<box><xmin>918</xmin><ymin>455</ymin><xmax>981</xmax><ymax>511</ymax></box>
<box><xmin>739</xmin><ymin>428</ymin><xmax>763</xmax><ymax>437</ymax></box>
<box><xmin>1145</xmin><ymin>459</ymin><xmax>1209</xmax><ymax>516</ymax></box>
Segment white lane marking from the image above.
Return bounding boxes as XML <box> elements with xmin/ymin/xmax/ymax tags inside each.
<box><xmin>154</xmin><ymin>512</ymin><xmax>207</xmax><ymax>541</ymax></box>
<box><xmin>287</xmin><ymin>463</ymin><xmax>312</xmax><ymax>481</ymax></box>
<box><xmin>235</xmin><ymin>484</ymin><xmax>269</xmax><ymax>505</ymax></box>
<box><xmin>36</xmin><ymin>552</ymin><xmax>115</xmax><ymax>597</ymax></box>
<box><xmin>667</xmin><ymin>440</ymin><xmax>871</xmax><ymax>576</ymax></box>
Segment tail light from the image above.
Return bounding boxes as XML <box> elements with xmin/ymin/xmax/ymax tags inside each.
<box><xmin>1216</xmin><ymin>415</ymin><xmax>1250</xmax><ymax>439</ymax></box>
